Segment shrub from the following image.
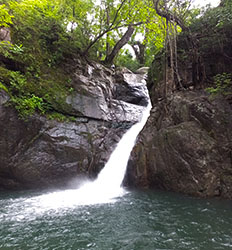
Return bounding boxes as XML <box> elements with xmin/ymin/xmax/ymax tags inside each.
<box><xmin>206</xmin><ymin>73</ymin><xmax>232</xmax><ymax>96</ymax></box>
<box><xmin>11</xmin><ymin>94</ymin><xmax>47</xmax><ymax>118</ymax></box>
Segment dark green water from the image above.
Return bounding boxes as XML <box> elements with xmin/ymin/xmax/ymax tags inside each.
<box><xmin>0</xmin><ymin>189</ymin><xmax>231</xmax><ymax>250</ymax></box>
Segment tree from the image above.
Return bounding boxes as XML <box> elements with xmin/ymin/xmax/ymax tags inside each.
<box><xmin>104</xmin><ymin>23</ymin><xmax>144</xmax><ymax>65</ymax></box>
<box><xmin>152</xmin><ymin>0</ymin><xmax>203</xmax><ymax>92</ymax></box>
<box><xmin>82</xmin><ymin>0</ymin><xmax>129</xmax><ymax>56</ymax></box>
<box><xmin>113</xmin><ymin>0</ymin><xmax>167</xmax><ymax>68</ymax></box>
<box><xmin>82</xmin><ymin>0</ymin><xmax>163</xmax><ymax>64</ymax></box>
<box><xmin>131</xmin><ymin>40</ymin><xmax>146</xmax><ymax>65</ymax></box>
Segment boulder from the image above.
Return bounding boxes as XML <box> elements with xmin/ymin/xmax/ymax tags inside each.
<box><xmin>0</xmin><ymin>28</ymin><xmax>11</xmax><ymax>42</ymax></box>
<box><xmin>112</xmin><ymin>68</ymin><xmax>149</xmax><ymax>107</ymax></box>
<box><xmin>66</xmin><ymin>62</ymin><xmax>149</xmax><ymax>122</ymax></box>
<box><xmin>0</xmin><ymin>61</ymin><xmax>150</xmax><ymax>190</ymax></box>
<box><xmin>125</xmin><ymin>91</ymin><xmax>232</xmax><ymax>199</ymax></box>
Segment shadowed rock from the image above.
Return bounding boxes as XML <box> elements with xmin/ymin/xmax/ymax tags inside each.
<box><xmin>125</xmin><ymin>91</ymin><xmax>232</xmax><ymax>199</ymax></box>
<box><xmin>0</xmin><ymin>61</ymin><xmax>150</xmax><ymax>190</ymax></box>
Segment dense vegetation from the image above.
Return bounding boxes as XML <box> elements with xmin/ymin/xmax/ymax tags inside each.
<box><xmin>148</xmin><ymin>0</ymin><xmax>232</xmax><ymax>99</ymax></box>
<box><xmin>0</xmin><ymin>0</ymin><xmax>231</xmax><ymax>118</ymax></box>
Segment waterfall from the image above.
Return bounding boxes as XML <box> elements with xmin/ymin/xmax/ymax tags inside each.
<box><xmin>23</xmin><ymin>102</ymin><xmax>151</xmax><ymax>211</ymax></box>
<box><xmin>92</xmin><ymin>101</ymin><xmax>152</xmax><ymax>193</ymax></box>
<box><xmin>63</xmin><ymin>101</ymin><xmax>152</xmax><ymax>205</ymax></box>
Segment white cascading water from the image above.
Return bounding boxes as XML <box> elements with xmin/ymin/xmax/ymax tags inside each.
<box><xmin>93</xmin><ymin>101</ymin><xmax>152</xmax><ymax>193</ymax></box>
<box><xmin>73</xmin><ymin>101</ymin><xmax>152</xmax><ymax>204</ymax></box>
<box><xmin>16</xmin><ymin>101</ymin><xmax>151</xmax><ymax>216</ymax></box>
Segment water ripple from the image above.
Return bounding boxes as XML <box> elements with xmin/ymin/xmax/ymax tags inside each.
<box><xmin>0</xmin><ymin>190</ymin><xmax>232</xmax><ymax>250</ymax></box>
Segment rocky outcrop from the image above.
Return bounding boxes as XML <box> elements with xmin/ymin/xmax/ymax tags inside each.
<box><xmin>125</xmin><ymin>91</ymin><xmax>232</xmax><ymax>199</ymax></box>
<box><xmin>65</xmin><ymin>62</ymin><xmax>148</xmax><ymax>123</ymax></box>
<box><xmin>0</xmin><ymin>62</ymin><xmax>149</xmax><ymax>190</ymax></box>
<box><xmin>0</xmin><ymin>28</ymin><xmax>11</xmax><ymax>42</ymax></box>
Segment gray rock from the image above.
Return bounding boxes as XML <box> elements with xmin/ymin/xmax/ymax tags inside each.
<box><xmin>125</xmin><ymin>91</ymin><xmax>232</xmax><ymax>199</ymax></box>
<box><xmin>7</xmin><ymin>116</ymin><xmax>127</xmax><ymax>189</ymax></box>
<box><xmin>66</xmin><ymin>93</ymin><xmax>108</xmax><ymax>120</ymax></box>
<box><xmin>66</xmin><ymin>61</ymin><xmax>150</xmax><ymax>122</ymax></box>
<box><xmin>0</xmin><ymin>90</ymin><xmax>10</xmax><ymax>105</ymax></box>
<box><xmin>0</xmin><ymin>61</ymin><xmax>150</xmax><ymax>190</ymax></box>
<box><xmin>0</xmin><ymin>28</ymin><xmax>11</xmax><ymax>42</ymax></box>
<box><xmin>113</xmin><ymin>71</ymin><xmax>149</xmax><ymax>107</ymax></box>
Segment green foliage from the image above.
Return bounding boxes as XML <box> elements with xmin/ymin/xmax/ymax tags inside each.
<box><xmin>1</xmin><ymin>0</ymin><xmax>169</xmax><ymax>67</ymax></box>
<box><xmin>8</xmin><ymin>0</ymin><xmax>63</xmax><ymax>64</ymax></box>
<box><xmin>0</xmin><ymin>61</ymin><xmax>73</xmax><ymax>118</ymax></box>
<box><xmin>0</xmin><ymin>0</ymin><xmax>81</xmax><ymax>119</ymax></box>
<box><xmin>115</xmin><ymin>49</ymin><xmax>140</xmax><ymax>72</ymax></box>
<box><xmin>47</xmin><ymin>112</ymin><xmax>68</xmax><ymax>122</ymax></box>
<box><xmin>9</xmin><ymin>71</ymin><xmax>27</xmax><ymax>94</ymax></box>
<box><xmin>0</xmin><ymin>4</ymin><xmax>13</xmax><ymax>27</ymax></box>
<box><xmin>3</xmin><ymin>0</ymin><xmax>90</xmax><ymax>70</ymax></box>
<box><xmin>0</xmin><ymin>41</ymin><xmax>24</xmax><ymax>65</ymax></box>
<box><xmin>0</xmin><ymin>81</ymin><xmax>8</xmax><ymax>92</ymax></box>
<box><xmin>11</xmin><ymin>94</ymin><xmax>47</xmax><ymax>118</ymax></box>
<box><xmin>206</xmin><ymin>73</ymin><xmax>232</xmax><ymax>96</ymax></box>
<box><xmin>174</xmin><ymin>0</ymin><xmax>232</xmax><ymax>91</ymax></box>
<box><xmin>147</xmin><ymin>50</ymin><xmax>164</xmax><ymax>90</ymax></box>
<box><xmin>3</xmin><ymin>71</ymin><xmax>48</xmax><ymax>118</ymax></box>
<box><xmin>47</xmin><ymin>112</ymin><xmax>76</xmax><ymax>122</ymax></box>
<box><xmin>4</xmin><ymin>0</ymin><xmax>231</xmax><ymax>118</ymax></box>
<box><xmin>188</xmin><ymin>1</ymin><xmax>232</xmax><ymax>45</ymax></box>
<box><xmin>0</xmin><ymin>66</ymin><xmax>11</xmax><ymax>83</ymax></box>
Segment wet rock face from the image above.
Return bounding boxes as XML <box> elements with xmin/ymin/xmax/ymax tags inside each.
<box><xmin>112</xmin><ymin>70</ymin><xmax>149</xmax><ymax>107</ymax></box>
<box><xmin>0</xmin><ymin>106</ymin><xmax>44</xmax><ymax>189</ymax></box>
<box><xmin>0</xmin><ymin>64</ymin><xmax>149</xmax><ymax>190</ymax></box>
<box><xmin>126</xmin><ymin>91</ymin><xmax>232</xmax><ymax>199</ymax></box>
<box><xmin>65</xmin><ymin>64</ymin><xmax>149</xmax><ymax>123</ymax></box>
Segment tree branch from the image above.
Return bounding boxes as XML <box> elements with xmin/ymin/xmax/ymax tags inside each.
<box><xmin>82</xmin><ymin>0</ymin><xmax>128</xmax><ymax>55</ymax></box>
<box><xmin>82</xmin><ymin>20</ymin><xmax>142</xmax><ymax>56</ymax></box>
<box><xmin>104</xmin><ymin>22</ymin><xmax>142</xmax><ymax>64</ymax></box>
<box><xmin>153</xmin><ymin>0</ymin><xmax>186</xmax><ymax>30</ymax></box>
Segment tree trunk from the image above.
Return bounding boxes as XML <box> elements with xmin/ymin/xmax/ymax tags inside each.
<box><xmin>173</xmin><ymin>24</ymin><xmax>182</xmax><ymax>89</ymax></box>
<box><xmin>82</xmin><ymin>0</ymin><xmax>128</xmax><ymax>56</ymax></box>
<box><xmin>167</xmin><ymin>22</ymin><xmax>175</xmax><ymax>89</ymax></box>
<box><xmin>106</xmin><ymin>7</ymin><xmax>110</xmax><ymax>57</ymax></box>
<box><xmin>104</xmin><ymin>25</ymin><xmax>135</xmax><ymax>65</ymax></box>
<box><xmin>153</xmin><ymin>0</ymin><xmax>204</xmax><ymax>88</ymax></box>
<box><xmin>131</xmin><ymin>41</ymin><xmax>146</xmax><ymax>65</ymax></box>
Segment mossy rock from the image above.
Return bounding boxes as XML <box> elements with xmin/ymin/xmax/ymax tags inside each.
<box><xmin>0</xmin><ymin>66</ymin><xmax>11</xmax><ymax>84</ymax></box>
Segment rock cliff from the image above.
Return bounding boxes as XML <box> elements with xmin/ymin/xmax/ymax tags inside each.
<box><xmin>0</xmin><ymin>61</ymin><xmax>149</xmax><ymax>190</ymax></box>
<box><xmin>125</xmin><ymin>91</ymin><xmax>232</xmax><ymax>199</ymax></box>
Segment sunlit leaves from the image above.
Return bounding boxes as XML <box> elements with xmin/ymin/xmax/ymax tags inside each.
<box><xmin>0</xmin><ymin>4</ymin><xmax>14</xmax><ymax>27</ymax></box>
<box><xmin>1</xmin><ymin>0</ymin><xmax>205</xmax><ymax>67</ymax></box>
